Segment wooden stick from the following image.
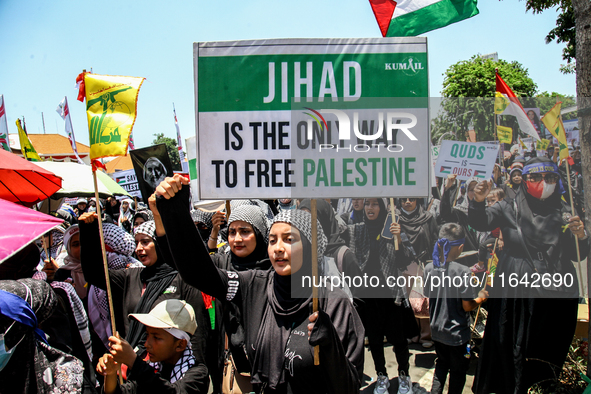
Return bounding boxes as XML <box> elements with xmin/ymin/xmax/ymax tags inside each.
<box><xmin>310</xmin><ymin>199</ymin><xmax>320</xmax><ymax>365</ymax></box>
<box><xmin>389</xmin><ymin>198</ymin><xmax>398</xmax><ymax>250</ymax></box>
<box><xmin>471</xmin><ymin>238</ymin><xmax>498</xmax><ymax>332</ymax></box>
<box><xmin>225</xmin><ymin>200</ymin><xmax>231</xmax><ymax>218</ymax></box>
<box><xmin>565</xmin><ymin>159</ymin><xmax>585</xmax><ymax>296</ymax></box>
<box><xmin>92</xmin><ymin>171</ymin><xmax>123</xmax><ymax>384</ymax></box>
<box><xmin>452</xmin><ymin>182</ymin><xmax>461</xmax><ymax>207</ymax></box>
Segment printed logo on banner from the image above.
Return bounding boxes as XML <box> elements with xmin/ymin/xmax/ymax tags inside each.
<box><xmin>385</xmin><ymin>56</ymin><xmax>425</xmax><ymax>76</ymax></box>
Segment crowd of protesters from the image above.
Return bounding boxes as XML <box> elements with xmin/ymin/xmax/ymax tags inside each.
<box><xmin>0</xmin><ymin>138</ymin><xmax>587</xmax><ymax>394</ymax></box>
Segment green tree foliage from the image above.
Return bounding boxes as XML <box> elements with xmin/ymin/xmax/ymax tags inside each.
<box><xmin>524</xmin><ymin>0</ymin><xmax>575</xmax><ymax>72</ymax></box>
<box><xmin>153</xmin><ymin>133</ymin><xmax>181</xmax><ymax>171</ymax></box>
<box><xmin>432</xmin><ymin>56</ymin><xmax>537</xmax><ymax>143</ymax></box>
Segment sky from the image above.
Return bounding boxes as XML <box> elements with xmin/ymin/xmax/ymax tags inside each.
<box><xmin>0</xmin><ymin>0</ymin><xmax>574</xmax><ymax>151</ymax></box>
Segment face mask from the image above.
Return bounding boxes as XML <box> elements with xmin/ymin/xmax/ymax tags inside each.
<box><xmin>526</xmin><ymin>180</ymin><xmax>556</xmax><ymax>199</ymax></box>
<box><xmin>0</xmin><ymin>322</ymin><xmax>25</xmax><ymax>371</ymax></box>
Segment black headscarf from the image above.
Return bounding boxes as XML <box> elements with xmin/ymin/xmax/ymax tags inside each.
<box><xmin>251</xmin><ymin>210</ymin><xmax>327</xmax><ymax>390</ymax></box>
<box><xmin>517</xmin><ymin>157</ymin><xmax>565</xmax><ymax>250</ymax></box>
<box><xmin>398</xmin><ymin>204</ymin><xmax>435</xmax><ymax>261</ymax></box>
<box><xmin>126</xmin><ymin>221</ymin><xmax>177</xmax><ymax>351</ymax></box>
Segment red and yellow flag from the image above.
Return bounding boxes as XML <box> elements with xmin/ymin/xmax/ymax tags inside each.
<box><xmin>77</xmin><ymin>73</ymin><xmax>144</xmax><ymax>160</ymax></box>
<box><xmin>541</xmin><ymin>102</ymin><xmax>570</xmax><ymax>161</ymax></box>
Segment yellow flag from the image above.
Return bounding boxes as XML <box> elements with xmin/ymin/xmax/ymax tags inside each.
<box><xmin>486</xmin><ymin>252</ymin><xmax>498</xmax><ymax>287</ymax></box>
<box><xmin>496</xmin><ymin>125</ymin><xmax>512</xmax><ymax>144</ymax></box>
<box><xmin>83</xmin><ymin>73</ymin><xmax>144</xmax><ymax>160</ymax></box>
<box><xmin>16</xmin><ymin>119</ymin><xmax>41</xmax><ymax>161</ymax></box>
<box><xmin>494</xmin><ymin>92</ymin><xmax>510</xmax><ymax>114</ymax></box>
<box><xmin>541</xmin><ymin>102</ymin><xmax>569</xmax><ymax>160</ymax></box>
<box><xmin>536</xmin><ymin>138</ymin><xmax>550</xmax><ymax>151</ymax></box>
<box><xmin>518</xmin><ymin>137</ymin><xmax>527</xmax><ymax>150</ymax></box>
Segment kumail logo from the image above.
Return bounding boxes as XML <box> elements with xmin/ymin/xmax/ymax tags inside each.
<box><xmin>385</xmin><ymin>56</ymin><xmax>424</xmax><ymax>76</ymax></box>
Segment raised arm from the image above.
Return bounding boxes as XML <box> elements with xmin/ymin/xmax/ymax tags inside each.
<box><xmin>154</xmin><ymin>175</ymin><xmax>235</xmax><ymax>301</ymax></box>
<box><xmin>78</xmin><ymin>213</ymin><xmax>125</xmax><ymax>292</ymax></box>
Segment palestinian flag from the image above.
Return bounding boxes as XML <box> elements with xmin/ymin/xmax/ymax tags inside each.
<box><xmin>440</xmin><ymin>165</ymin><xmax>452</xmax><ymax>174</ymax></box>
<box><xmin>115</xmin><ymin>176</ymin><xmax>126</xmax><ymax>185</ymax></box>
<box><xmin>369</xmin><ymin>0</ymin><xmax>479</xmax><ymax>37</ymax></box>
<box><xmin>473</xmin><ymin>169</ymin><xmax>486</xmax><ymax>179</ymax></box>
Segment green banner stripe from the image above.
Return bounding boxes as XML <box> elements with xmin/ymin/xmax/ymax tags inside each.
<box><xmin>199</xmin><ymin>53</ymin><xmax>428</xmax><ymax>112</ymax></box>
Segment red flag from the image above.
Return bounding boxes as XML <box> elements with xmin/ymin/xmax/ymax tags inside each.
<box><xmin>92</xmin><ymin>159</ymin><xmax>107</xmax><ymax>172</ymax></box>
<box><xmin>368</xmin><ymin>0</ymin><xmax>397</xmax><ymax>37</ymax></box>
<box><xmin>75</xmin><ymin>71</ymin><xmax>89</xmax><ymax>102</ymax></box>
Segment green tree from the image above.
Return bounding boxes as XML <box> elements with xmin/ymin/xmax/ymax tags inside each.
<box><xmin>432</xmin><ymin>56</ymin><xmax>537</xmax><ymax>143</ymax></box>
<box><xmin>524</xmin><ymin>0</ymin><xmax>575</xmax><ymax>73</ymax></box>
<box><xmin>153</xmin><ymin>133</ymin><xmax>181</xmax><ymax>171</ymax></box>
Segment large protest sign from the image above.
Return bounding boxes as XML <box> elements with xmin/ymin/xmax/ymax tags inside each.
<box><xmin>130</xmin><ymin>144</ymin><xmax>174</xmax><ymax>202</ymax></box>
<box><xmin>194</xmin><ymin>38</ymin><xmax>429</xmax><ymax>199</ymax></box>
<box><xmin>434</xmin><ymin>141</ymin><xmax>499</xmax><ymax>181</ymax></box>
<box><xmin>110</xmin><ymin>169</ymin><xmax>141</xmax><ymax>199</ymax></box>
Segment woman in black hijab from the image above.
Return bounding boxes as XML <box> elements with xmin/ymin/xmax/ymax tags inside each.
<box><xmin>78</xmin><ymin>214</ymin><xmax>214</xmax><ymax>376</ymax></box>
<box><xmin>469</xmin><ymin>156</ymin><xmax>589</xmax><ymax>393</ymax></box>
<box><xmin>347</xmin><ymin>198</ymin><xmax>417</xmax><ymax>390</ymax></box>
<box><xmin>155</xmin><ymin>175</ymin><xmax>364</xmax><ymax>394</ymax></box>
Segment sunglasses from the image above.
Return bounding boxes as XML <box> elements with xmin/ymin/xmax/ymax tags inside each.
<box><xmin>526</xmin><ymin>173</ymin><xmax>559</xmax><ymax>183</ymax></box>
<box><xmin>401</xmin><ymin>198</ymin><xmax>416</xmax><ymax>202</ymax></box>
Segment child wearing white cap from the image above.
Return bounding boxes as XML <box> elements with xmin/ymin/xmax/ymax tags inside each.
<box><xmin>97</xmin><ymin>299</ymin><xmax>208</xmax><ymax>394</ymax></box>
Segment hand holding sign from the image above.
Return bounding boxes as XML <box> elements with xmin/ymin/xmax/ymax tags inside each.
<box><xmin>445</xmin><ymin>174</ymin><xmax>457</xmax><ymax>190</ymax></box>
<box><xmin>473</xmin><ymin>180</ymin><xmax>493</xmax><ymax>203</ymax></box>
<box><xmin>155</xmin><ymin>174</ymin><xmax>190</xmax><ymax>200</ymax></box>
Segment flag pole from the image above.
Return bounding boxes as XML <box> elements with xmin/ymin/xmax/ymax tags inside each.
<box><xmin>556</xmin><ymin>103</ymin><xmax>584</xmax><ymax>296</ymax></box>
<box><xmin>92</xmin><ymin>168</ymin><xmax>122</xmax><ymax>383</ymax></box>
<box><xmin>389</xmin><ymin>198</ymin><xmax>398</xmax><ymax>250</ymax></box>
<box><xmin>565</xmin><ymin>159</ymin><xmax>584</xmax><ymax>295</ymax></box>
<box><xmin>311</xmin><ymin>199</ymin><xmax>320</xmax><ymax>365</ymax></box>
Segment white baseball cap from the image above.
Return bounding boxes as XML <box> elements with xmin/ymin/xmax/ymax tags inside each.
<box><xmin>129</xmin><ymin>299</ymin><xmax>197</xmax><ymax>335</ymax></box>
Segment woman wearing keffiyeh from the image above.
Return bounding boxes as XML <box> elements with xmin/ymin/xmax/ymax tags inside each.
<box><xmin>155</xmin><ymin>174</ymin><xmax>365</xmax><ymax>394</ymax></box>
<box><xmin>78</xmin><ymin>212</ymin><xmax>213</xmax><ymax>377</ymax></box>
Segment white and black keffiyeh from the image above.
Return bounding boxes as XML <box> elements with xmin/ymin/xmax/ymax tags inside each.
<box><xmin>230</xmin><ymin>199</ymin><xmax>275</xmax><ymax>221</ymax></box>
<box><xmin>89</xmin><ymin>223</ymin><xmax>140</xmax><ymax>348</ymax></box>
<box><xmin>228</xmin><ymin>205</ymin><xmax>270</xmax><ymax>243</ymax></box>
<box><xmin>190</xmin><ymin>209</ymin><xmax>214</xmax><ymax>227</ymax></box>
<box><xmin>103</xmin><ymin>223</ymin><xmax>136</xmax><ymax>256</ymax></box>
<box><xmin>50</xmin><ymin>281</ymin><xmax>93</xmax><ymax>362</ymax></box>
<box><xmin>149</xmin><ymin>346</ymin><xmax>196</xmax><ymax>383</ymax></box>
<box><xmin>134</xmin><ymin>220</ymin><xmax>157</xmax><ymax>240</ymax></box>
<box><xmin>272</xmin><ymin>210</ymin><xmax>327</xmax><ymax>256</ymax></box>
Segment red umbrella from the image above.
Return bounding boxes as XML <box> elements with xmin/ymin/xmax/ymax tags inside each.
<box><xmin>0</xmin><ymin>198</ymin><xmax>64</xmax><ymax>263</ymax></box>
<box><xmin>0</xmin><ymin>149</ymin><xmax>62</xmax><ymax>206</ymax></box>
